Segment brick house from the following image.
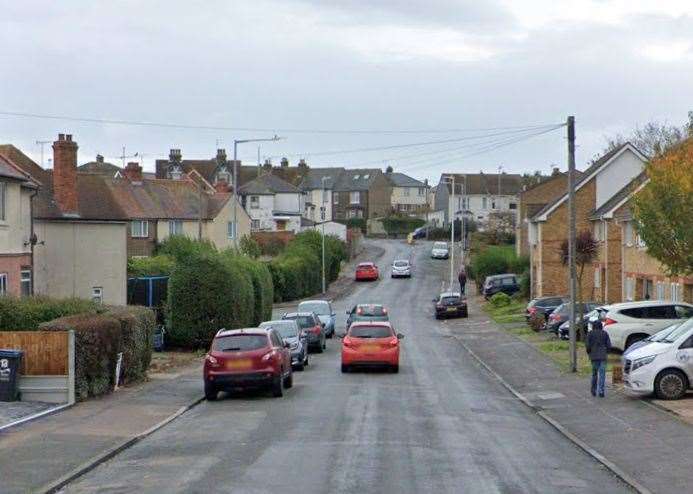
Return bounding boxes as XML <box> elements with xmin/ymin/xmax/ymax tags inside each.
<box><xmin>332</xmin><ymin>169</ymin><xmax>392</xmax><ymax>220</ymax></box>
<box><xmin>0</xmin><ymin>135</ymin><xmax>129</xmax><ymax>305</ymax></box>
<box><xmin>0</xmin><ymin>152</ymin><xmax>38</xmax><ymax>296</ymax></box>
<box><xmin>529</xmin><ymin>143</ymin><xmax>647</xmax><ymax>300</ymax></box>
<box><xmin>385</xmin><ymin>170</ymin><xmax>429</xmax><ymax>215</ymax></box>
<box><xmin>516</xmin><ymin>169</ymin><xmax>576</xmax><ymax>258</ymax></box>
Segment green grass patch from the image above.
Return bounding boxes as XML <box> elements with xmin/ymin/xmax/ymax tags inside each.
<box><xmin>483</xmin><ymin>300</ymin><xmax>526</xmax><ymax>324</ymax></box>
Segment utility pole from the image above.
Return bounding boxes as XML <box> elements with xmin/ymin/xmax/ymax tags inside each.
<box><xmin>36</xmin><ymin>140</ymin><xmax>51</xmax><ymax>168</ymax></box>
<box><xmin>321</xmin><ymin>176</ymin><xmax>330</xmax><ymax>294</ymax></box>
<box><xmin>450</xmin><ymin>176</ymin><xmax>455</xmax><ymax>291</ymax></box>
<box><xmin>567</xmin><ymin>116</ymin><xmax>578</xmax><ymax>373</ymax></box>
<box><xmin>424</xmin><ymin>179</ymin><xmax>429</xmax><ymax>239</ymax></box>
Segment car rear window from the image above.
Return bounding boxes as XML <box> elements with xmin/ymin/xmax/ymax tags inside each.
<box><xmin>284</xmin><ymin>315</ymin><xmax>315</xmax><ymax>328</ymax></box>
<box><xmin>441</xmin><ymin>296</ymin><xmax>461</xmax><ymax>304</ymax></box>
<box><xmin>349</xmin><ymin>326</ymin><xmax>393</xmax><ymax>338</ymax></box>
<box><xmin>501</xmin><ymin>277</ymin><xmax>516</xmax><ymax>286</ymax></box>
<box><xmin>621</xmin><ymin>306</ymin><xmax>677</xmax><ymax>319</ymax></box>
<box><xmin>675</xmin><ymin>305</ymin><xmax>693</xmax><ymax>318</ymax></box>
<box><xmin>259</xmin><ymin>321</ymin><xmax>298</xmax><ymax>339</ymax></box>
<box><xmin>357</xmin><ymin>305</ymin><xmax>387</xmax><ymax>316</ymax></box>
<box><xmin>358</xmin><ymin>263</ymin><xmax>374</xmax><ymax>268</ymax></box>
<box><xmin>393</xmin><ymin>261</ymin><xmax>409</xmax><ymax>267</ymax></box>
<box><xmin>434</xmin><ymin>242</ymin><xmax>447</xmax><ymax>249</ymax></box>
<box><xmin>213</xmin><ymin>334</ymin><xmax>268</xmax><ymax>351</ymax></box>
<box><xmin>298</xmin><ymin>302</ymin><xmax>329</xmax><ymax>315</ymax></box>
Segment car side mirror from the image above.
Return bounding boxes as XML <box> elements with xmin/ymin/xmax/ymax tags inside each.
<box><xmin>397</xmin><ymin>333</ymin><xmax>404</xmax><ymax>339</ymax></box>
<box><xmin>283</xmin><ymin>342</ymin><xmax>291</xmax><ymax>348</ymax></box>
<box><xmin>337</xmin><ymin>333</ymin><xmax>346</xmax><ymax>339</ymax></box>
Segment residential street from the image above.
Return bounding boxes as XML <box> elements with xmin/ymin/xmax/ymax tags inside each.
<box><xmin>62</xmin><ymin>239</ymin><xmax>630</xmax><ymax>494</ymax></box>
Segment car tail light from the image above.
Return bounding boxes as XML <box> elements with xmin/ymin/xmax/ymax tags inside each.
<box><xmin>528</xmin><ymin>307</ymin><xmax>537</xmax><ymax>315</ymax></box>
<box><xmin>389</xmin><ymin>338</ymin><xmax>398</xmax><ymax>347</ymax></box>
<box><xmin>312</xmin><ymin>325</ymin><xmax>322</xmax><ymax>335</ymax></box>
<box><xmin>206</xmin><ymin>355</ymin><xmax>220</xmax><ymax>367</ymax></box>
<box><xmin>603</xmin><ymin>317</ymin><xmax>617</xmax><ymax>326</ymax></box>
<box><xmin>343</xmin><ymin>338</ymin><xmax>354</xmax><ymax>348</ymax></box>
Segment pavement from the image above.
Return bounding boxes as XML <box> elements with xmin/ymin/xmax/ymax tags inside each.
<box><xmin>446</xmin><ymin>288</ymin><xmax>693</xmax><ymax>494</ymax></box>
<box><xmin>0</xmin><ymin>400</ymin><xmax>59</xmax><ymax>430</ymax></box>
<box><xmin>56</xmin><ymin>239</ymin><xmax>633</xmax><ymax>493</ymax></box>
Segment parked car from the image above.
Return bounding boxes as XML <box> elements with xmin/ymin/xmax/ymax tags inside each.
<box><xmin>355</xmin><ymin>262</ymin><xmax>379</xmax><ymax>281</ymax></box>
<box><xmin>259</xmin><ymin>320</ymin><xmax>309</xmax><ymax>370</ymax></box>
<box><xmin>430</xmin><ymin>241</ymin><xmax>449</xmax><ymax>259</ymax></box>
<box><xmin>526</xmin><ymin>296</ymin><xmax>568</xmax><ymax>323</ymax></box>
<box><xmin>433</xmin><ymin>292</ymin><xmax>467</xmax><ymax>319</ymax></box>
<box><xmin>298</xmin><ymin>300</ymin><xmax>336</xmax><ymax>337</ymax></box>
<box><xmin>340</xmin><ymin>321</ymin><xmax>403</xmax><ymax>373</ymax></box>
<box><xmin>623</xmin><ymin>317</ymin><xmax>693</xmax><ymax>400</ymax></box>
<box><xmin>482</xmin><ymin>274</ymin><xmax>520</xmax><ymax>299</ymax></box>
<box><xmin>203</xmin><ymin>328</ymin><xmax>292</xmax><ymax>400</ymax></box>
<box><xmin>391</xmin><ymin>259</ymin><xmax>412</xmax><ymax>278</ymax></box>
<box><xmin>412</xmin><ymin>226</ymin><xmax>426</xmax><ymax>239</ymax></box>
<box><xmin>557</xmin><ymin>308</ymin><xmax>606</xmax><ymax>340</ymax></box>
<box><xmin>623</xmin><ymin>321</ymin><xmax>683</xmax><ymax>356</ymax></box>
<box><xmin>345</xmin><ymin>304</ymin><xmax>389</xmax><ymax>329</ymax></box>
<box><xmin>602</xmin><ymin>301</ymin><xmax>693</xmax><ymax>351</ymax></box>
<box><xmin>547</xmin><ymin>301</ymin><xmax>600</xmax><ymax>334</ymax></box>
<box><xmin>282</xmin><ymin>312</ymin><xmax>326</xmax><ymax>353</ymax></box>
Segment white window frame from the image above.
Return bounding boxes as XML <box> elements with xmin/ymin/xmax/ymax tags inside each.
<box><xmin>349</xmin><ymin>191</ymin><xmax>360</xmax><ymax>205</ymax></box>
<box><xmin>656</xmin><ymin>282</ymin><xmax>665</xmax><ymax>301</ymax></box>
<box><xmin>482</xmin><ymin>197</ymin><xmax>488</xmax><ymax>209</ymax></box>
<box><xmin>594</xmin><ymin>267</ymin><xmax>601</xmax><ymax>288</ymax></box>
<box><xmin>20</xmin><ymin>269</ymin><xmax>31</xmax><ymax>297</ymax></box>
<box><xmin>0</xmin><ymin>182</ymin><xmax>6</xmax><ymax>221</ymax></box>
<box><xmin>169</xmin><ymin>220</ymin><xmax>183</xmax><ymax>236</ymax></box>
<box><xmin>333</xmin><ymin>194</ymin><xmax>339</xmax><ymax>205</ymax></box>
<box><xmin>403</xmin><ymin>188</ymin><xmax>410</xmax><ymax>197</ymax></box>
<box><xmin>0</xmin><ymin>273</ymin><xmax>7</xmax><ymax>296</ymax></box>
<box><xmin>251</xmin><ymin>219</ymin><xmax>260</xmax><ymax>230</ymax></box>
<box><xmin>626</xmin><ymin>277</ymin><xmax>635</xmax><ymax>301</ymax></box>
<box><xmin>418</xmin><ymin>187</ymin><xmax>425</xmax><ymax>196</ymax></box>
<box><xmin>227</xmin><ymin>221</ymin><xmax>237</xmax><ymax>239</ymax></box>
<box><xmin>92</xmin><ymin>287</ymin><xmax>103</xmax><ymax>304</ymax></box>
<box><xmin>250</xmin><ymin>196</ymin><xmax>260</xmax><ymax>209</ymax></box>
<box><xmin>594</xmin><ymin>222</ymin><xmax>604</xmax><ymax>242</ymax></box>
<box><xmin>671</xmin><ymin>282</ymin><xmax>681</xmax><ymax>302</ymax></box>
<box><xmin>624</xmin><ymin>222</ymin><xmax>633</xmax><ymax>246</ymax></box>
<box><xmin>131</xmin><ymin>220</ymin><xmax>149</xmax><ymax>238</ymax></box>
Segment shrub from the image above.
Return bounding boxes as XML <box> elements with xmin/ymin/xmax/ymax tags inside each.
<box><xmin>156</xmin><ymin>235</ymin><xmax>216</xmax><ymax>261</ymax></box>
<box><xmin>489</xmin><ymin>292</ymin><xmax>512</xmax><ymax>307</ymax></box>
<box><xmin>381</xmin><ymin>216</ymin><xmax>425</xmax><ymax>235</ymax></box>
<box><xmin>127</xmin><ymin>255</ymin><xmax>175</xmax><ymax>277</ymax></box>
<box><xmin>469</xmin><ymin>245</ymin><xmax>526</xmax><ymax>291</ymax></box>
<box><xmin>239</xmin><ymin>235</ymin><xmax>262</xmax><ymax>259</ymax></box>
<box><xmin>220</xmin><ymin>251</ymin><xmax>272</xmax><ymax>325</ymax></box>
<box><xmin>528</xmin><ymin>312</ymin><xmax>545</xmax><ymax>332</ymax></box>
<box><xmin>519</xmin><ymin>270</ymin><xmax>531</xmax><ymax>299</ymax></box>
<box><xmin>0</xmin><ymin>296</ymin><xmax>99</xmax><ymax>331</ymax></box>
<box><xmin>106</xmin><ymin>306</ymin><xmax>156</xmax><ymax>384</ymax></box>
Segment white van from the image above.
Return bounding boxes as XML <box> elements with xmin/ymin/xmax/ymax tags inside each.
<box><xmin>623</xmin><ymin>318</ymin><xmax>693</xmax><ymax>400</ymax></box>
<box><xmin>601</xmin><ymin>301</ymin><xmax>693</xmax><ymax>351</ymax></box>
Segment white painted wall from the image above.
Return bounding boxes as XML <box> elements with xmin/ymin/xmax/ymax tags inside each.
<box><xmin>595</xmin><ymin>148</ymin><xmax>645</xmax><ymax>209</ymax></box>
<box><xmin>0</xmin><ymin>181</ymin><xmax>32</xmax><ymax>254</ymax></box>
<box><xmin>448</xmin><ymin>194</ymin><xmax>518</xmax><ymax>224</ymax></box>
<box><xmin>274</xmin><ymin>192</ymin><xmax>302</xmax><ymax>213</ymax></box>
<box><xmin>305</xmin><ymin>189</ymin><xmax>332</xmax><ymax>221</ymax></box>
<box><xmin>302</xmin><ymin>221</ymin><xmax>347</xmax><ymax>241</ymax></box>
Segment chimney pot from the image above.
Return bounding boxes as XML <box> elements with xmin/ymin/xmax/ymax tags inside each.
<box><xmin>58</xmin><ymin>133</ymin><xmax>65</xmax><ymax>141</ymax></box>
<box><xmin>280</xmin><ymin>157</ymin><xmax>289</xmax><ymax>167</ymax></box>
<box><xmin>66</xmin><ymin>134</ymin><xmax>72</xmax><ymax>142</ymax></box>
<box><xmin>96</xmin><ymin>154</ymin><xmax>104</xmax><ymax>163</ymax></box>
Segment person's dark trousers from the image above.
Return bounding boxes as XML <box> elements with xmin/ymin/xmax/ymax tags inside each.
<box><xmin>591</xmin><ymin>360</ymin><xmax>607</xmax><ymax>397</ymax></box>
<box><xmin>459</xmin><ymin>282</ymin><xmax>465</xmax><ymax>295</ymax></box>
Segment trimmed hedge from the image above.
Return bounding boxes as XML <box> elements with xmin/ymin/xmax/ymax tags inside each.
<box><xmin>157</xmin><ymin>235</ymin><xmax>216</xmax><ymax>261</ymax></box>
<box><xmin>127</xmin><ymin>255</ymin><xmax>175</xmax><ymax>277</ymax></box>
<box><xmin>0</xmin><ymin>296</ymin><xmax>99</xmax><ymax>331</ymax></box>
<box><xmin>40</xmin><ymin>306</ymin><xmax>155</xmax><ymax>401</ymax></box>
<box><xmin>469</xmin><ymin>245</ymin><xmax>529</xmax><ymax>291</ymax></box>
<box><xmin>224</xmin><ymin>253</ymin><xmax>273</xmax><ymax>324</ymax></box>
<box><xmin>381</xmin><ymin>216</ymin><xmax>425</xmax><ymax>235</ymax></box>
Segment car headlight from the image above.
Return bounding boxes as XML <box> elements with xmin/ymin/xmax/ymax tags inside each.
<box><xmin>290</xmin><ymin>342</ymin><xmax>299</xmax><ymax>350</ymax></box>
<box><xmin>631</xmin><ymin>355</ymin><xmax>656</xmax><ymax>371</ymax></box>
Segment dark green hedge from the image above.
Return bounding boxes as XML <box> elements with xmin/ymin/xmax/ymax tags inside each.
<box><xmin>156</xmin><ymin>235</ymin><xmax>217</xmax><ymax>261</ymax></box>
<box><xmin>127</xmin><ymin>255</ymin><xmax>175</xmax><ymax>277</ymax></box>
<box><xmin>469</xmin><ymin>245</ymin><xmax>530</xmax><ymax>291</ymax></box>
<box><xmin>381</xmin><ymin>216</ymin><xmax>425</xmax><ymax>235</ymax></box>
<box><xmin>0</xmin><ymin>296</ymin><xmax>100</xmax><ymax>331</ymax></box>
<box><xmin>336</xmin><ymin>218</ymin><xmax>366</xmax><ymax>233</ymax></box>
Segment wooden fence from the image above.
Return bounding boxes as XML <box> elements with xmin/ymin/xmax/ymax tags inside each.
<box><xmin>0</xmin><ymin>331</ymin><xmax>69</xmax><ymax>375</ymax></box>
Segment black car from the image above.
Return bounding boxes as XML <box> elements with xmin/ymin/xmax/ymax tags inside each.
<box><xmin>526</xmin><ymin>296</ymin><xmax>568</xmax><ymax>323</ymax></box>
<box><xmin>546</xmin><ymin>302</ymin><xmax>600</xmax><ymax>334</ymax></box>
<box><xmin>433</xmin><ymin>292</ymin><xmax>467</xmax><ymax>319</ymax></box>
<box><xmin>483</xmin><ymin>274</ymin><xmax>520</xmax><ymax>299</ymax></box>
<box><xmin>345</xmin><ymin>304</ymin><xmax>389</xmax><ymax>329</ymax></box>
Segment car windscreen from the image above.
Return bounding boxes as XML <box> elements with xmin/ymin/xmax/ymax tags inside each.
<box><xmin>298</xmin><ymin>302</ymin><xmax>329</xmax><ymax>315</ymax></box>
<box><xmin>648</xmin><ymin>322</ymin><xmax>682</xmax><ymax>342</ymax></box>
<box><xmin>284</xmin><ymin>315</ymin><xmax>315</xmax><ymax>329</ymax></box>
<box><xmin>259</xmin><ymin>321</ymin><xmax>298</xmax><ymax>338</ymax></box>
<box><xmin>441</xmin><ymin>296</ymin><xmax>461</xmax><ymax>304</ymax></box>
<box><xmin>358</xmin><ymin>263</ymin><xmax>374</xmax><ymax>269</ymax></box>
<box><xmin>393</xmin><ymin>261</ymin><xmax>409</xmax><ymax>267</ymax></box>
<box><xmin>433</xmin><ymin>242</ymin><xmax>447</xmax><ymax>249</ymax></box>
<box><xmin>357</xmin><ymin>305</ymin><xmax>387</xmax><ymax>316</ymax></box>
<box><xmin>661</xmin><ymin>318</ymin><xmax>693</xmax><ymax>343</ymax></box>
<box><xmin>349</xmin><ymin>326</ymin><xmax>393</xmax><ymax>338</ymax></box>
<box><xmin>213</xmin><ymin>334</ymin><xmax>268</xmax><ymax>351</ymax></box>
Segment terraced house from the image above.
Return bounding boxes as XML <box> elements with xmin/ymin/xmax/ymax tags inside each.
<box><xmin>332</xmin><ymin>169</ymin><xmax>392</xmax><ymax>220</ymax></box>
<box><xmin>385</xmin><ymin>169</ymin><xmax>429</xmax><ymax>215</ymax></box>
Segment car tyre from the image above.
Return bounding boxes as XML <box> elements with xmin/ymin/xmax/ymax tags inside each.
<box><xmin>284</xmin><ymin>370</ymin><xmax>293</xmax><ymax>389</ymax></box>
<box><xmin>654</xmin><ymin>369</ymin><xmax>688</xmax><ymax>400</ymax></box>
<box><xmin>294</xmin><ymin>362</ymin><xmax>305</xmax><ymax>371</ymax></box>
<box><xmin>204</xmin><ymin>381</ymin><xmax>218</xmax><ymax>401</ymax></box>
<box><xmin>341</xmin><ymin>364</ymin><xmax>349</xmax><ymax>373</ymax></box>
<box><xmin>391</xmin><ymin>365</ymin><xmax>399</xmax><ymax>374</ymax></box>
<box><xmin>461</xmin><ymin>309</ymin><xmax>468</xmax><ymax>318</ymax></box>
<box><xmin>272</xmin><ymin>376</ymin><xmax>284</xmax><ymax>397</ymax></box>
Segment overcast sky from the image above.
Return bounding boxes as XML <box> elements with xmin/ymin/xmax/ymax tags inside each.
<box><xmin>1</xmin><ymin>0</ymin><xmax>691</xmax><ymax>183</ymax></box>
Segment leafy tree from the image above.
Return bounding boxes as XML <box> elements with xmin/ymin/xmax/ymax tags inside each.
<box><xmin>239</xmin><ymin>235</ymin><xmax>261</xmax><ymax>258</ymax></box>
<box><xmin>632</xmin><ymin>139</ymin><xmax>693</xmax><ymax>276</ymax></box>
<box><xmin>561</xmin><ymin>230</ymin><xmax>598</xmax><ymax>339</ymax></box>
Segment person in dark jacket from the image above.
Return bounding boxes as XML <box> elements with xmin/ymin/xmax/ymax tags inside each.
<box><xmin>458</xmin><ymin>269</ymin><xmax>467</xmax><ymax>295</ymax></box>
<box><xmin>585</xmin><ymin>320</ymin><xmax>611</xmax><ymax>397</ymax></box>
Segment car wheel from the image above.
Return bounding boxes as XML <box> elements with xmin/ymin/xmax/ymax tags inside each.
<box><xmin>341</xmin><ymin>364</ymin><xmax>349</xmax><ymax>373</ymax></box>
<box><xmin>625</xmin><ymin>334</ymin><xmax>647</xmax><ymax>350</ymax></box>
<box><xmin>654</xmin><ymin>369</ymin><xmax>688</xmax><ymax>400</ymax></box>
<box><xmin>204</xmin><ymin>381</ymin><xmax>218</xmax><ymax>401</ymax></box>
<box><xmin>304</xmin><ymin>354</ymin><xmax>309</xmax><ymax>366</ymax></box>
<box><xmin>315</xmin><ymin>343</ymin><xmax>324</xmax><ymax>354</ymax></box>
<box><xmin>462</xmin><ymin>309</ymin><xmax>468</xmax><ymax>318</ymax></box>
<box><xmin>272</xmin><ymin>376</ymin><xmax>284</xmax><ymax>397</ymax></box>
<box><xmin>391</xmin><ymin>365</ymin><xmax>399</xmax><ymax>374</ymax></box>
<box><xmin>435</xmin><ymin>314</ymin><xmax>440</xmax><ymax>320</ymax></box>
<box><xmin>294</xmin><ymin>363</ymin><xmax>304</xmax><ymax>371</ymax></box>
<box><xmin>284</xmin><ymin>371</ymin><xmax>293</xmax><ymax>389</ymax></box>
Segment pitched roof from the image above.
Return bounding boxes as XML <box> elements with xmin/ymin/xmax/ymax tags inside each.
<box><xmin>0</xmin><ymin>144</ymin><xmax>46</xmax><ymax>180</ymax></box>
<box><xmin>238</xmin><ymin>173</ymin><xmax>301</xmax><ymax>195</ymax></box>
<box><xmin>439</xmin><ymin>173</ymin><xmax>522</xmax><ymax>195</ymax></box>
<box><xmin>78</xmin><ymin>156</ymin><xmax>122</xmax><ymax>176</ymax></box>
<box><xmin>299</xmin><ymin>167</ymin><xmax>345</xmax><ymax>190</ymax></box>
<box><xmin>589</xmin><ymin>171</ymin><xmax>648</xmax><ymax>220</ymax></box>
<box><xmin>155</xmin><ymin>158</ymin><xmax>261</xmax><ymax>187</ymax></box>
<box><xmin>333</xmin><ymin>168</ymin><xmax>383</xmax><ymax>192</ymax></box>
<box><xmin>0</xmin><ymin>154</ymin><xmax>37</xmax><ymax>186</ymax></box>
<box><xmin>386</xmin><ymin>172</ymin><xmax>426</xmax><ymax>187</ymax></box>
<box><xmin>531</xmin><ymin>142</ymin><xmax>647</xmax><ymax>222</ymax></box>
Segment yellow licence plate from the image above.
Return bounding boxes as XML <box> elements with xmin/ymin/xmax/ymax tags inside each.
<box><xmin>446</xmin><ymin>307</ymin><xmax>457</xmax><ymax>312</ymax></box>
<box><xmin>226</xmin><ymin>359</ymin><xmax>252</xmax><ymax>370</ymax></box>
<box><xmin>361</xmin><ymin>345</ymin><xmax>380</xmax><ymax>353</ymax></box>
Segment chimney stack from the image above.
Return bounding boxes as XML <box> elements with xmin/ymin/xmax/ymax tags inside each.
<box><xmin>52</xmin><ymin>133</ymin><xmax>79</xmax><ymax>213</ymax></box>
<box><xmin>169</xmin><ymin>148</ymin><xmax>182</xmax><ymax>163</ymax></box>
<box><xmin>124</xmin><ymin>162</ymin><xmax>143</xmax><ymax>182</ymax></box>
<box><xmin>263</xmin><ymin>158</ymin><xmax>272</xmax><ymax>170</ymax></box>
<box><xmin>280</xmin><ymin>157</ymin><xmax>289</xmax><ymax>168</ymax></box>
<box><xmin>216</xmin><ymin>149</ymin><xmax>227</xmax><ymax>162</ymax></box>
<box><xmin>96</xmin><ymin>154</ymin><xmax>104</xmax><ymax>163</ymax></box>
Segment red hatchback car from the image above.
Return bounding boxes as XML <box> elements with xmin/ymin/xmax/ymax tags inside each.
<box><xmin>341</xmin><ymin>321</ymin><xmax>403</xmax><ymax>373</ymax></box>
<box><xmin>355</xmin><ymin>262</ymin><xmax>379</xmax><ymax>281</ymax></box>
<box><xmin>203</xmin><ymin>328</ymin><xmax>293</xmax><ymax>400</ymax></box>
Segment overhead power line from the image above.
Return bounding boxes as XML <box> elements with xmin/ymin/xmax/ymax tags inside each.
<box><xmin>0</xmin><ymin>110</ymin><xmax>563</xmax><ymax>136</ymax></box>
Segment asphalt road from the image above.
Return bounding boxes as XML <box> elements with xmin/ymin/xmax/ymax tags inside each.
<box><xmin>63</xmin><ymin>239</ymin><xmax>630</xmax><ymax>494</ymax></box>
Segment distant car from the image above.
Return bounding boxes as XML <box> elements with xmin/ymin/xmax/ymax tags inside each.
<box><xmin>345</xmin><ymin>304</ymin><xmax>389</xmax><ymax>329</ymax></box>
<box><xmin>298</xmin><ymin>300</ymin><xmax>336</xmax><ymax>337</ymax></box>
<box><xmin>602</xmin><ymin>301</ymin><xmax>693</xmax><ymax>351</ymax></box>
<box><xmin>412</xmin><ymin>227</ymin><xmax>426</xmax><ymax>239</ymax></box>
<box><xmin>433</xmin><ymin>292</ymin><xmax>468</xmax><ymax>319</ymax></box>
<box><xmin>431</xmin><ymin>241</ymin><xmax>449</xmax><ymax>259</ymax></box>
<box><xmin>340</xmin><ymin>321</ymin><xmax>403</xmax><ymax>373</ymax></box>
<box><xmin>482</xmin><ymin>274</ymin><xmax>520</xmax><ymax>299</ymax></box>
<box><xmin>526</xmin><ymin>296</ymin><xmax>568</xmax><ymax>323</ymax></box>
<box><xmin>557</xmin><ymin>308</ymin><xmax>605</xmax><ymax>340</ymax></box>
<box><xmin>547</xmin><ymin>301</ymin><xmax>600</xmax><ymax>334</ymax></box>
<box><xmin>355</xmin><ymin>262</ymin><xmax>379</xmax><ymax>281</ymax></box>
<box><xmin>282</xmin><ymin>312</ymin><xmax>326</xmax><ymax>353</ymax></box>
<box><xmin>259</xmin><ymin>320</ymin><xmax>309</xmax><ymax>370</ymax></box>
<box><xmin>203</xmin><ymin>328</ymin><xmax>292</xmax><ymax>400</ymax></box>
<box><xmin>391</xmin><ymin>259</ymin><xmax>412</xmax><ymax>278</ymax></box>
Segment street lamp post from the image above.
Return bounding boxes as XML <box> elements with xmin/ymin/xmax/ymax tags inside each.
<box><xmin>232</xmin><ymin>135</ymin><xmax>282</xmax><ymax>247</ymax></box>
<box><xmin>321</xmin><ymin>176</ymin><xmax>331</xmax><ymax>294</ymax></box>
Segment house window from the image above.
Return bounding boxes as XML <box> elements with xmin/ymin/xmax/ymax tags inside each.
<box><xmin>20</xmin><ymin>269</ymin><xmax>31</xmax><ymax>297</ymax></box>
<box><xmin>418</xmin><ymin>187</ymin><xmax>425</xmax><ymax>196</ymax></box>
<box><xmin>131</xmin><ymin>220</ymin><xmax>149</xmax><ymax>238</ymax></box>
<box><xmin>0</xmin><ymin>182</ymin><xmax>6</xmax><ymax>221</ymax></box>
<box><xmin>594</xmin><ymin>222</ymin><xmax>604</xmax><ymax>242</ymax></box>
<box><xmin>333</xmin><ymin>194</ymin><xmax>339</xmax><ymax>205</ymax></box>
<box><xmin>656</xmin><ymin>282</ymin><xmax>665</xmax><ymax>301</ymax></box>
<box><xmin>251</xmin><ymin>219</ymin><xmax>260</xmax><ymax>230</ymax></box>
<box><xmin>350</xmin><ymin>191</ymin><xmax>360</xmax><ymax>204</ymax></box>
<box><xmin>227</xmin><ymin>221</ymin><xmax>237</xmax><ymax>239</ymax></box>
<box><xmin>250</xmin><ymin>196</ymin><xmax>260</xmax><ymax>209</ymax></box>
<box><xmin>322</xmin><ymin>189</ymin><xmax>328</xmax><ymax>204</ymax></box>
<box><xmin>671</xmin><ymin>283</ymin><xmax>681</xmax><ymax>302</ymax></box>
<box><xmin>92</xmin><ymin>287</ymin><xmax>103</xmax><ymax>304</ymax></box>
<box><xmin>0</xmin><ymin>273</ymin><xmax>6</xmax><ymax>296</ymax></box>
<box><xmin>626</xmin><ymin>278</ymin><xmax>635</xmax><ymax>301</ymax></box>
<box><xmin>169</xmin><ymin>220</ymin><xmax>183</xmax><ymax>236</ymax></box>
<box><xmin>482</xmin><ymin>197</ymin><xmax>487</xmax><ymax>209</ymax></box>
<box><xmin>403</xmin><ymin>188</ymin><xmax>410</xmax><ymax>197</ymax></box>
<box><xmin>636</xmin><ymin>233</ymin><xmax>646</xmax><ymax>248</ymax></box>
<box><xmin>624</xmin><ymin>222</ymin><xmax>633</xmax><ymax>246</ymax></box>
<box><xmin>509</xmin><ymin>203</ymin><xmax>517</xmax><ymax>210</ymax></box>
<box><xmin>594</xmin><ymin>267</ymin><xmax>601</xmax><ymax>288</ymax></box>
